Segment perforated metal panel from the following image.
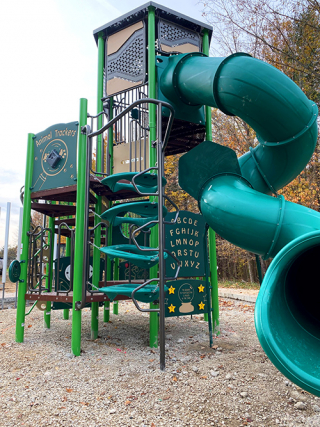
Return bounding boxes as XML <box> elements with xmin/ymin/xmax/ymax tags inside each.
<box><xmin>106</xmin><ymin>22</ymin><xmax>146</xmax><ymax>96</ymax></box>
<box><xmin>158</xmin><ymin>19</ymin><xmax>200</xmax><ymax>53</ymax></box>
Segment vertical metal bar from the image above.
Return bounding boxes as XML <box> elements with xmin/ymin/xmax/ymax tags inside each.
<box><xmin>16</xmin><ymin>133</ymin><xmax>34</xmax><ymax>343</ymax></box>
<box><xmin>203</xmin><ymin>29</ymin><xmax>220</xmax><ymax>336</ymax></box>
<box><xmin>148</xmin><ymin>4</ymin><xmax>159</xmax><ymax>349</ymax></box>
<box><xmin>204</xmin><ymin>228</ymin><xmax>213</xmax><ymax>347</ymax></box>
<box><xmin>104</xmin><ymin>96</ymin><xmax>114</xmax><ymax>323</ymax></box>
<box><xmin>157</xmin><ymin>103</ymin><xmax>166</xmax><ymax>370</ymax></box>
<box><xmin>64</xmin><ymin>230</ymin><xmax>71</xmax><ymax>320</ymax></box>
<box><xmin>44</xmin><ymin>218</ymin><xmax>54</xmax><ymax>328</ymax></box>
<box><xmin>91</xmin><ymin>33</ymin><xmax>105</xmax><ymax>340</ymax></box>
<box><xmin>255</xmin><ymin>255</ymin><xmax>263</xmax><ymax>285</ymax></box>
<box><xmin>2</xmin><ymin>202</ymin><xmax>11</xmax><ymax>310</ymax></box>
<box><xmin>71</xmin><ymin>99</ymin><xmax>88</xmax><ymax>356</ymax></box>
<box><xmin>15</xmin><ymin>207</ymin><xmax>23</xmax><ymax>308</ymax></box>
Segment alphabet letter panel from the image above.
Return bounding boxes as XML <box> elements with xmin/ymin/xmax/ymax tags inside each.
<box><xmin>165</xmin><ymin>211</ymin><xmax>207</xmax><ymax>277</ymax></box>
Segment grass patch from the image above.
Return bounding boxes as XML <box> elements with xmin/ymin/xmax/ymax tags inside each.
<box><xmin>219</xmin><ymin>280</ymin><xmax>260</xmax><ymax>290</ymax></box>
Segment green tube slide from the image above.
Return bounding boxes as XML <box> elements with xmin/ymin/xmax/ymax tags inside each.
<box><xmin>160</xmin><ymin>52</ymin><xmax>320</xmax><ymax>395</ymax></box>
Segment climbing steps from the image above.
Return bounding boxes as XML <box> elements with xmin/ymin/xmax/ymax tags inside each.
<box><xmin>99</xmin><ymin>283</ymin><xmax>168</xmax><ymax>303</ymax></box>
<box><xmin>101</xmin><ymin>171</ymin><xmax>166</xmax><ymax>195</ymax></box>
<box><xmin>99</xmin><ymin>244</ymin><xmax>167</xmax><ymax>269</ymax></box>
<box><xmin>101</xmin><ymin>201</ymin><xmax>167</xmax><ymax>228</ymax></box>
<box><xmin>98</xmin><ymin>172</ymin><xmax>169</xmax><ymax>303</ymax></box>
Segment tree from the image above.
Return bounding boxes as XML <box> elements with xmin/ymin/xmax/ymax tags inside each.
<box><xmin>199</xmin><ymin>0</ymin><xmax>320</xmax><ymax>281</ymax></box>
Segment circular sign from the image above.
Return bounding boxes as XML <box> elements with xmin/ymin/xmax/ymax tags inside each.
<box><xmin>178</xmin><ymin>282</ymin><xmax>195</xmax><ymax>303</ymax></box>
<box><xmin>41</xmin><ymin>139</ymin><xmax>68</xmax><ymax>176</ymax></box>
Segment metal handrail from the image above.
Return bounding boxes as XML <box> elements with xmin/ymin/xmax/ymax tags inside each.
<box><xmin>131</xmin><ymin>278</ymin><xmax>160</xmax><ymax>313</ymax></box>
<box><xmin>88</xmin><ymin>98</ymin><xmax>174</xmax><ymax>146</ymax></box>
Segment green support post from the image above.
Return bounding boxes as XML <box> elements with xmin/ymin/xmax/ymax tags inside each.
<box><xmin>113</xmin><ymin>259</ymin><xmax>119</xmax><ymax>314</ymax></box>
<box><xmin>63</xmin><ymin>236</ymin><xmax>71</xmax><ymax>320</ymax></box>
<box><xmin>91</xmin><ymin>33</ymin><xmax>105</xmax><ymax>339</ymax></box>
<box><xmin>16</xmin><ymin>133</ymin><xmax>34</xmax><ymax>343</ymax></box>
<box><xmin>71</xmin><ymin>98</ymin><xmax>88</xmax><ymax>356</ymax></box>
<box><xmin>148</xmin><ymin>5</ymin><xmax>159</xmax><ymax>348</ymax></box>
<box><xmin>203</xmin><ymin>29</ymin><xmax>220</xmax><ymax>335</ymax></box>
<box><xmin>103</xmin><ymin>96</ymin><xmax>114</xmax><ymax>323</ymax></box>
<box><xmin>44</xmin><ymin>215</ymin><xmax>54</xmax><ymax>328</ymax></box>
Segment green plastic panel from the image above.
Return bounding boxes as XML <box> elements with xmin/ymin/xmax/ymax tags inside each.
<box><xmin>165</xmin><ymin>211</ymin><xmax>207</xmax><ymax>277</ymax></box>
<box><xmin>156</xmin><ymin>55</ymin><xmax>205</xmax><ymax>125</ymax></box>
<box><xmin>99</xmin><ymin>244</ymin><xmax>167</xmax><ymax>269</ymax></box>
<box><xmin>9</xmin><ymin>260</ymin><xmax>21</xmax><ymax>283</ymax></box>
<box><xmin>101</xmin><ymin>172</ymin><xmax>166</xmax><ymax>194</ymax></box>
<box><xmin>99</xmin><ymin>283</ymin><xmax>168</xmax><ymax>303</ymax></box>
<box><xmin>54</xmin><ymin>256</ymin><xmax>105</xmax><ymax>292</ymax></box>
<box><xmin>118</xmin><ymin>261</ymin><xmax>149</xmax><ymax>281</ymax></box>
<box><xmin>31</xmin><ymin>122</ymin><xmax>78</xmax><ymax>192</ymax></box>
<box><xmin>101</xmin><ymin>201</ymin><xmax>167</xmax><ymax>228</ymax></box>
<box><xmin>165</xmin><ymin>279</ymin><xmax>209</xmax><ymax>317</ymax></box>
<box><xmin>179</xmin><ymin>141</ymin><xmax>241</xmax><ymax>201</ymax></box>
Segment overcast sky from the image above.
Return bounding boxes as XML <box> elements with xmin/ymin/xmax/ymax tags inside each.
<box><xmin>0</xmin><ymin>0</ymin><xmax>209</xmax><ymax>248</ymax></box>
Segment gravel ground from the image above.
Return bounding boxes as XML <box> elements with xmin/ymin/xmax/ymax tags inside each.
<box><xmin>1</xmin><ymin>297</ymin><xmax>320</xmax><ymax>427</ymax></box>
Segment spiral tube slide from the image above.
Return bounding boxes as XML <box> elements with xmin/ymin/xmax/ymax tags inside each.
<box><xmin>160</xmin><ymin>52</ymin><xmax>320</xmax><ymax>394</ymax></box>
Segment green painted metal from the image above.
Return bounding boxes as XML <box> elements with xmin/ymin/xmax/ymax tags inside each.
<box><xmin>92</xmin><ymin>34</ymin><xmax>105</xmax><ymax>339</ymax></box>
<box><xmin>148</xmin><ymin>5</ymin><xmax>159</xmax><ymax>348</ymax></box>
<box><xmin>172</xmin><ymin>52</ymin><xmax>320</xmax><ymax>393</ymax></box>
<box><xmin>202</xmin><ymin>29</ymin><xmax>219</xmax><ymax>334</ymax></box>
<box><xmin>255</xmin><ymin>255</ymin><xmax>263</xmax><ymax>285</ymax></box>
<box><xmin>31</xmin><ymin>122</ymin><xmax>78</xmax><ymax>192</ymax></box>
<box><xmin>113</xmin><ymin>258</ymin><xmax>119</xmax><ymax>315</ymax></box>
<box><xmin>208</xmin><ymin>227</ymin><xmax>219</xmax><ymax>334</ymax></box>
<box><xmin>71</xmin><ymin>98</ymin><xmax>87</xmax><ymax>356</ymax></box>
<box><xmin>16</xmin><ymin>133</ymin><xmax>34</xmax><ymax>343</ymax></box>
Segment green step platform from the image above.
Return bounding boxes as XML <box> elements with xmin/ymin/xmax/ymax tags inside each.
<box><xmin>101</xmin><ymin>172</ymin><xmax>166</xmax><ymax>194</ymax></box>
<box><xmin>99</xmin><ymin>244</ymin><xmax>167</xmax><ymax>269</ymax></box>
<box><xmin>101</xmin><ymin>201</ymin><xmax>167</xmax><ymax>228</ymax></box>
<box><xmin>99</xmin><ymin>283</ymin><xmax>168</xmax><ymax>303</ymax></box>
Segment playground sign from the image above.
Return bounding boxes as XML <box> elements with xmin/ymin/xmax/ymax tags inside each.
<box><xmin>165</xmin><ymin>279</ymin><xmax>209</xmax><ymax>317</ymax></box>
<box><xmin>31</xmin><ymin>122</ymin><xmax>78</xmax><ymax>192</ymax></box>
<box><xmin>165</xmin><ymin>211</ymin><xmax>207</xmax><ymax>277</ymax></box>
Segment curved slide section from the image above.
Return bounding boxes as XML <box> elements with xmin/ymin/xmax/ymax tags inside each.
<box><xmin>160</xmin><ymin>53</ymin><xmax>320</xmax><ymax>394</ymax></box>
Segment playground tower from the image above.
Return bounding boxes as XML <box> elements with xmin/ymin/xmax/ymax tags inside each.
<box><xmin>13</xmin><ymin>2</ymin><xmax>218</xmax><ymax>372</ymax></box>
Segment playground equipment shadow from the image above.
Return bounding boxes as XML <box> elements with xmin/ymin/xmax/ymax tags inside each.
<box><xmin>1</xmin><ymin>298</ymin><xmax>320</xmax><ymax>426</ymax></box>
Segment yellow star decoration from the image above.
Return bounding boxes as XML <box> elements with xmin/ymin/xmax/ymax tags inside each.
<box><xmin>198</xmin><ymin>301</ymin><xmax>205</xmax><ymax>310</ymax></box>
<box><xmin>198</xmin><ymin>284</ymin><xmax>205</xmax><ymax>293</ymax></box>
<box><xmin>168</xmin><ymin>304</ymin><xmax>176</xmax><ymax>313</ymax></box>
<box><xmin>168</xmin><ymin>285</ymin><xmax>175</xmax><ymax>294</ymax></box>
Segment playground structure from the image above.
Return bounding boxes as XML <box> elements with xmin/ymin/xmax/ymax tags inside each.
<box><xmin>10</xmin><ymin>2</ymin><xmax>320</xmax><ymax>396</ymax></box>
